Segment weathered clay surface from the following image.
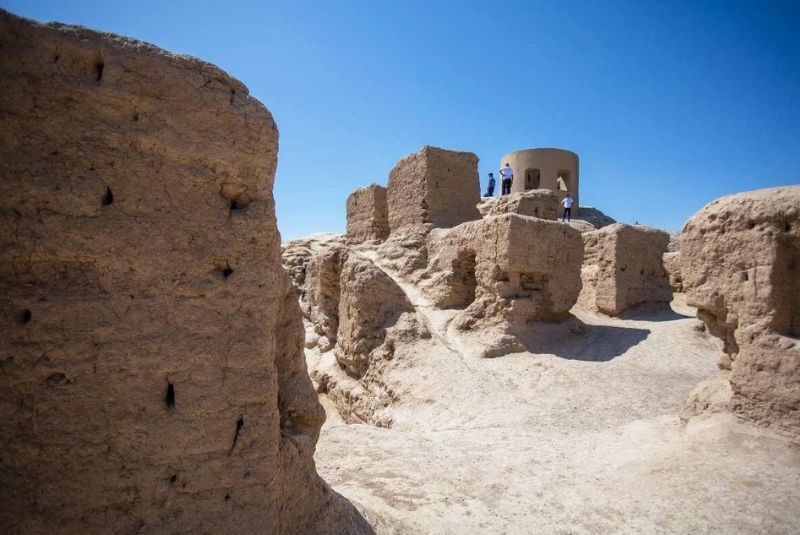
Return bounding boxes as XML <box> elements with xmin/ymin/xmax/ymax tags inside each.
<box><xmin>282</xmin><ymin>233</ymin><xmax>345</xmax><ymax>306</ymax></box>
<box><xmin>666</xmin><ymin>231</ymin><xmax>681</xmax><ymax>252</ymax></box>
<box><xmin>336</xmin><ymin>254</ymin><xmax>415</xmax><ymax>377</ymax></box>
<box><xmin>567</xmin><ymin>219</ymin><xmax>598</xmax><ymax>233</ymax></box>
<box><xmin>387</xmin><ymin>146</ymin><xmax>481</xmax><ymax>233</ymax></box>
<box><xmin>0</xmin><ymin>12</ymin><xmax>369</xmax><ymax>534</ymax></box>
<box><xmin>578</xmin><ymin>224</ymin><xmax>672</xmax><ymax>316</ymax></box>
<box><xmin>346</xmin><ymin>184</ymin><xmax>389</xmax><ymax>245</ymax></box>
<box><xmin>682</xmin><ymin>186</ymin><xmax>800</xmax><ymax>436</ymax></box>
<box><xmin>375</xmin><ymin>224</ymin><xmax>432</xmax><ymax>281</ymax></box>
<box><xmin>663</xmin><ymin>251</ymin><xmax>683</xmax><ymax>293</ymax></box>
<box><xmin>299</xmin><ymin>243</ymin><xmax>427</xmax><ymax>425</ymax></box>
<box><xmin>485</xmin><ymin>189</ymin><xmax>560</xmax><ymax>220</ymax></box>
<box><xmin>424</xmin><ymin>214</ymin><xmax>583</xmax><ymax>356</ymax></box>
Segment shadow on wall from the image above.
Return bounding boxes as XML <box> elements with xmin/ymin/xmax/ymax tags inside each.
<box><xmin>514</xmin><ymin>317</ymin><xmax>651</xmax><ymax>362</ymax></box>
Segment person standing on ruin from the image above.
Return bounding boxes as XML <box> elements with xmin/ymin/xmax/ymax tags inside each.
<box><xmin>561</xmin><ymin>192</ymin><xmax>574</xmax><ymax>222</ymax></box>
<box><xmin>500</xmin><ymin>162</ymin><xmax>513</xmax><ymax>195</ymax></box>
<box><xmin>486</xmin><ymin>172</ymin><xmax>496</xmax><ymax>197</ymax></box>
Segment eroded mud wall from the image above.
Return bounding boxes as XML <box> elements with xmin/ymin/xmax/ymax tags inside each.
<box><xmin>0</xmin><ymin>11</ymin><xmax>369</xmax><ymax>534</ymax></box>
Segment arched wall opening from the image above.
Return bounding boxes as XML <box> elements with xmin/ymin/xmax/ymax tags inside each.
<box><xmin>451</xmin><ymin>250</ymin><xmax>478</xmax><ymax>308</ymax></box>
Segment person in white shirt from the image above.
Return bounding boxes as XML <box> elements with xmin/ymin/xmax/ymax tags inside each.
<box><xmin>499</xmin><ymin>163</ymin><xmax>513</xmax><ymax>195</ymax></box>
<box><xmin>561</xmin><ymin>193</ymin><xmax>574</xmax><ymax>221</ymax></box>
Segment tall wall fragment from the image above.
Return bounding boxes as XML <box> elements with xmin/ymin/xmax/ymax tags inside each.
<box><xmin>0</xmin><ymin>11</ymin><xmax>369</xmax><ymax>534</ymax></box>
<box><xmin>578</xmin><ymin>224</ymin><xmax>672</xmax><ymax>316</ymax></box>
<box><xmin>346</xmin><ymin>183</ymin><xmax>389</xmax><ymax>244</ymax></box>
<box><xmin>682</xmin><ymin>186</ymin><xmax>800</xmax><ymax>436</ymax></box>
<box><xmin>387</xmin><ymin>146</ymin><xmax>481</xmax><ymax>233</ymax></box>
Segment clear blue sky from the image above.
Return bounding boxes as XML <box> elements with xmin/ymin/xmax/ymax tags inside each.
<box><xmin>4</xmin><ymin>0</ymin><xmax>799</xmax><ymax>239</ymax></box>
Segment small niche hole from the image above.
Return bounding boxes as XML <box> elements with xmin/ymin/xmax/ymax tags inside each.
<box><xmin>165</xmin><ymin>382</ymin><xmax>175</xmax><ymax>409</ymax></box>
<box><xmin>224</xmin><ymin>493</ymin><xmax>231</xmax><ymax>501</ymax></box>
<box><xmin>102</xmin><ymin>187</ymin><xmax>114</xmax><ymax>206</ymax></box>
<box><xmin>169</xmin><ymin>474</ymin><xmax>177</xmax><ymax>484</ymax></box>
<box><xmin>230</xmin><ymin>416</ymin><xmax>244</xmax><ymax>452</ymax></box>
<box><xmin>222</xmin><ymin>265</ymin><xmax>233</xmax><ymax>278</ymax></box>
<box><xmin>94</xmin><ymin>60</ymin><xmax>104</xmax><ymax>82</ymax></box>
<box><xmin>20</xmin><ymin>309</ymin><xmax>32</xmax><ymax>324</ymax></box>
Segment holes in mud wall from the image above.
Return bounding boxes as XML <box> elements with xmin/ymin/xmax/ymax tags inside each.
<box><xmin>221</xmin><ymin>264</ymin><xmax>234</xmax><ymax>278</ymax></box>
<box><xmin>169</xmin><ymin>474</ymin><xmax>177</xmax><ymax>484</ymax></box>
<box><xmin>132</xmin><ymin>111</ymin><xmax>139</xmax><ymax>122</ymax></box>
<box><xmin>224</xmin><ymin>493</ymin><xmax>231</xmax><ymax>501</ymax></box>
<box><xmin>520</xmin><ymin>273</ymin><xmax>547</xmax><ymax>291</ymax></box>
<box><xmin>452</xmin><ymin>251</ymin><xmax>477</xmax><ymax>307</ymax></box>
<box><xmin>230</xmin><ymin>416</ymin><xmax>244</xmax><ymax>452</ymax></box>
<box><xmin>165</xmin><ymin>382</ymin><xmax>176</xmax><ymax>409</ymax></box>
<box><xmin>19</xmin><ymin>309</ymin><xmax>32</xmax><ymax>324</ymax></box>
<box><xmin>94</xmin><ymin>59</ymin><xmax>105</xmax><ymax>82</ymax></box>
<box><xmin>102</xmin><ymin>187</ymin><xmax>114</xmax><ymax>206</ymax></box>
<box><xmin>771</xmin><ymin>243</ymin><xmax>799</xmax><ymax>337</ymax></box>
<box><xmin>229</xmin><ymin>198</ymin><xmax>245</xmax><ymax>211</ymax></box>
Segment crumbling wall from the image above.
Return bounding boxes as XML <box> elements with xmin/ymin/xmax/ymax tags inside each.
<box><xmin>578</xmin><ymin>224</ymin><xmax>672</xmax><ymax>316</ymax></box>
<box><xmin>0</xmin><ymin>12</ymin><xmax>369</xmax><ymax>534</ymax></box>
<box><xmin>387</xmin><ymin>146</ymin><xmax>480</xmax><ymax>233</ymax></box>
<box><xmin>663</xmin><ymin>251</ymin><xmax>683</xmax><ymax>293</ymax></box>
<box><xmin>424</xmin><ymin>214</ymin><xmax>583</xmax><ymax>356</ymax></box>
<box><xmin>336</xmin><ymin>255</ymin><xmax>415</xmax><ymax>377</ymax></box>
<box><xmin>681</xmin><ymin>186</ymin><xmax>800</xmax><ymax>436</ymax></box>
<box><xmin>301</xmin><ymin>245</ymin><xmax>426</xmax><ymax>425</ymax></box>
<box><xmin>346</xmin><ymin>183</ymin><xmax>389</xmax><ymax>245</ymax></box>
<box><xmin>484</xmin><ymin>189</ymin><xmax>560</xmax><ymax>220</ymax></box>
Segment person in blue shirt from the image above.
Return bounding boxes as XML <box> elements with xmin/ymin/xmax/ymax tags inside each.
<box><xmin>485</xmin><ymin>172</ymin><xmax>496</xmax><ymax>197</ymax></box>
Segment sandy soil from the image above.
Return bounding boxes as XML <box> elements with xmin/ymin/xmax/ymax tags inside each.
<box><xmin>310</xmin><ymin>289</ymin><xmax>800</xmax><ymax>534</ymax></box>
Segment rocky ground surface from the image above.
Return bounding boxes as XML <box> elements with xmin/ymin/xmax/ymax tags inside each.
<box><xmin>305</xmin><ymin>246</ymin><xmax>800</xmax><ymax>534</ymax></box>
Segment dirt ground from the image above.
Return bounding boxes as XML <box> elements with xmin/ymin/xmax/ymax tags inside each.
<box><xmin>310</xmin><ymin>294</ymin><xmax>800</xmax><ymax>534</ymax></box>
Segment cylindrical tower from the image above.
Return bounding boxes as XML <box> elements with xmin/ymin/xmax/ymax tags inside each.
<box><xmin>499</xmin><ymin>148</ymin><xmax>579</xmax><ymax>210</ymax></box>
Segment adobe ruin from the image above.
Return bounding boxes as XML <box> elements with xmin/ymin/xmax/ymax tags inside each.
<box><xmin>681</xmin><ymin>186</ymin><xmax>800</xmax><ymax>436</ymax></box>
<box><xmin>346</xmin><ymin>183</ymin><xmax>389</xmax><ymax>245</ymax></box>
<box><xmin>578</xmin><ymin>224</ymin><xmax>672</xmax><ymax>316</ymax></box>
<box><xmin>480</xmin><ymin>188</ymin><xmax>561</xmax><ymax>220</ymax></box>
<box><xmin>423</xmin><ymin>214</ymin><xmax>584</xmax><ymax>356</ymax></box>
<box><xmin>0</xmin><ymin>11</ymin><xmax>369</xmax><ymax>534</ymax></box>
<box><xmin>387</xmin><ymin>145</ymin><xmax>481</xmax><ymax>233</ymax></box>
<box><xmin>499</xmin><ymin>148</ymin><xmax>580</xmax><ymax>210</ymax></box>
